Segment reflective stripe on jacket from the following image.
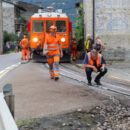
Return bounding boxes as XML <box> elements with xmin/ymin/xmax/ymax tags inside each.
<box><xmin>47</xmin><ymin>44</ymin><xmax>60</xmax><ymax>50</ymax></box>
<box><xmin>45</xmin><ymin>34</ymin><xmax>60</xmax><ymax>51</ymax></box>
<box><xmin>87</xmin><ymin>52</ymin><xmax>102</xmax><ymax>67</ymax></box>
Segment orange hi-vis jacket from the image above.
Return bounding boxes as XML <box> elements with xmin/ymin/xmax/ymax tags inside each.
<box><xmin>20</xmin><ymin>38</ymin><xmax>29</xmax><ymax>49</ymax></box>
<box><xmin>87</xmin><ymin>52</ymin><xmax>102</xmax><ymax>67</ymax></box>
<box><xmin>45</xmin><ymin>34</ymin><xmax>60</xmax><ymax>56</ymax></box>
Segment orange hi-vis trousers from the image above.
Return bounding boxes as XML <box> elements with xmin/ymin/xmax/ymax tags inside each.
<box><xmin>22</xmin><ymin>49</ymin><xmax>30</xmax><ymax>61</ymax></box>
<box><xmin>72</xmin><ymin>49</ymin><xmax>77</xmax><ymax>59</ymax></box>
<box><xmin>47</xmin><ymin>54</ymin><xmax>60</xmax><ymax>78</ymax></box>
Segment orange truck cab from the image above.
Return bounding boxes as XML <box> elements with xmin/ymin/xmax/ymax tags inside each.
<box><xmin>28</xmin><ymin>8</ymin><xmax>72</xmax><ymax>62</ymax></box>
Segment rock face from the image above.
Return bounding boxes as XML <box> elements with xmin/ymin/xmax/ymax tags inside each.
<box><xmin>19</xmin><ymin>99</ymin><xmax>130</xmax><ymax>129</ymax></box>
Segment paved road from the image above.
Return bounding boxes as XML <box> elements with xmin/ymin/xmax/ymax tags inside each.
<box><xmin>0</xmin><ymin>52</ymin><xmax>21</xmax><ymax>72</ymax></box>
<box><xmin>0</xmin><ymin>62</ymin><xmax>108</xmax><ymax>121</ymax></box>
<box><xmin>0</xmin><ymin>53</ymin><xmax>129</xmax><ymax>122</ymax></box>
<box><xmin>108</xmin><ymin>62</ymin><xmax>130</xmax><ymax>81</ymax></box>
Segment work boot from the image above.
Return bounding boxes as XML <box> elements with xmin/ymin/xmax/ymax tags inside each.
<box><xmin>73</xmin><ymin>58</ymin><xmax>76</xmax><ymax>61</ymax></box>
<box><xmin>51</xmin><ymin>77</ymin><xmax>54</xmax><ymax>79</ymax></box>
<box><xmin>21</xmin><ymin>61</ymin><xmax>26</xmax><ymax>64</ymax></box>
<box><xmin>26</xmin><ymin>60</ymin><xmax>30</xmax><ymax>63</ymax></box>
<box><xmin>55</xmin><ymin>77</ymin><xmax>59</xmax><ymax>81</ymax></box>
<box><xmin>88</xmin><ymin>81</ymin><xmax>92</xmax><ymax>86</ymax></box>
<box><xmin>94</xmin><ymin>79</ymin><xmax>102</xmax><ymax>85</ymax></box>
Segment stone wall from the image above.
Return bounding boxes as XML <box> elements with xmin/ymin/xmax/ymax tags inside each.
<box><xmin>2</xmin><ymin>2</ymin><xmax>15</xmax><ymax>33</ymax></box>
<box><xmin>103</xmin><ymin>48</ymin><xmax>125</xmax><ymax>61</ymax></box>
<box><xmin>83</xmin><ymin>0</ymin><xmax>130</xmax><ymax>61</ymax></box>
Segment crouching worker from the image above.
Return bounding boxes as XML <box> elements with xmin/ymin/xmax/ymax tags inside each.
<box><xmin>20</xmin><ymin>34</ymin><xmax>30</xmax><ymax>63</ymax></box>
<box><xmin>43</xmin><ymin>26</ymin><xmax>63</xmax><ymax>81</ymax></box>
<box><xmin>83</xmin><ymin>49</ymin><xmax>107</xmax><ymax>86</ymax></box>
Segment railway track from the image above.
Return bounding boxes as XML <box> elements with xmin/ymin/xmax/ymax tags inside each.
<box><xmin>44</xmin><ymin>63</ymin><xmax>130</xmax><ymax>97</ymax></box>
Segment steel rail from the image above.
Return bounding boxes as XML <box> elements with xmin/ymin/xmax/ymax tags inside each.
<box><xmin>44</xmin><ymin>63</ymin><xmax>130</xmax><ymax>97</ymax></box>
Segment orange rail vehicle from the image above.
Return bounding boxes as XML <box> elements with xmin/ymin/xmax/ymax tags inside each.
<box><xmin>28</xmin><ymin>8</ymin><xmax>72</xmax><ymax>62</ymax></box>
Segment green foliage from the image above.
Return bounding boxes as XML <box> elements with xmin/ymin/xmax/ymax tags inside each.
<box><xmin>20</xmin><ymin>15</ymin><xmax>28</xmax><ymax>34</ymax></box>
<box><xmin>3</xmin><ymin>31</ymin><xmax>10</xmax><ymax>43</ymax></box>
<box><xmin>3</xmin><ymin>31</ymin><xmax>20</xmax><ymax>53</ymax></box>
<box><xmin>3</xmin><ymin>31</ymin><xmax>19</xmax><ymax>43</ymax></box>
<box><xmin>22</xmin><ymin>24</ymin><xmax>28</xmax><ymax>34</ymax></box>
<box><xmin>75</xmin><ymin>4</ymin><xmax>84</xmax><ymax>51</ymax></box>
<box><xmin>20</xmin><ymin>15</ymin><xmax>27</xmax><ymax>22</ymax></box>
<box><xmin>17</xmin><ymin>119</ymin><xmax>37</xmax><ymax>127</ymax></box>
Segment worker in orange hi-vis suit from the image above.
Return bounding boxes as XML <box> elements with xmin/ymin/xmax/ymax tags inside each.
<box><xmin>20</xmin><ymin>34</ymin><xmax>30</xmax><ymax>63</ymax></box>
<box><xmin>43</xmin><ymin>26</ymin><xmax>63</xmax><ymax>81</ymax></box>
<box><xmin>71</xmin><ymin>36</ymin><xmax>77</xmax><ymax>61</ymax></box>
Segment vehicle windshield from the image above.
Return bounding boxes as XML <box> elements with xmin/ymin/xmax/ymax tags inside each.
<box><xmin>46</xmin><ymin>20</ymin><xmax>53</xmax><ymax>32</ymax></box>
<box><xmin>33</xmin><ymin>20</ymin><xmax>44</xmax><ymax>33</ymax></box>
<box><xmin>55</xmin><ymin>20</ymin><xmax>66</xmax><ymax>33</ymax></box>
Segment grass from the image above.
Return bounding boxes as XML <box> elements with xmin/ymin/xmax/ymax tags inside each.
<box><xmin>4</xmin><ymin>50</ymin><xmax>21</xmax><ymax>54</ymax></box>
<box><xmin>6</xmin><ymin>50</ymin><xmax>16</xmax><ymax>54</ymax></box>
<box><xmin>17</xmin><ymin>119</ymin><xmax>38</xmax><ymax>127</ymax></box>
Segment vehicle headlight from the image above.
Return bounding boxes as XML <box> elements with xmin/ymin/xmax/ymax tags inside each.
<box><xmin>33</xmin><ymin>38</ymin><xmax>38</xmax><ymax>42</ymax></box>
<box><xmin>61</xmin><ymin>38</ymin><xmax>66</xmax><ymax>42</ymax></box>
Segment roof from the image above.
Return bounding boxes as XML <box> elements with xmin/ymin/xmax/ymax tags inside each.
<box><xmin>31</xmin><ymin>9</ymin><xmax>68</xmax><ymax>18</ymax></box>
<box><xmin>3</xmin><ymin>0</ymin><xmax>26</xmax><ymax>11</ymax></box>
<box><xmin>3</xmin><ymin>0</ymin><xmax>14</xmax><ymax>5</ymax></box>
<box><xmin>32</xmin><ymin>12</ymin><xmax>68</xmax><ymax>18</ymax></box>
<box><xmin>16</xmin><ymin>1</ymin><xmax>41</xmax><ymax>13</ymax></box>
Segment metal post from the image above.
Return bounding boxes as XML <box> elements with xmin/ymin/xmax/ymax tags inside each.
<box><xmin>0</xmin><ymin>0</ymin><xmax>3</xmax><ymax>54</ymax></box>
<box><xmin>93</xmin><ymin>0</ymin><xmax>95</xmax><ymax>43</ymax></box>
<box><xmin>3</xmin><ymin>84</ymin><xmax>15</xmax><ymax>118</ymax></box>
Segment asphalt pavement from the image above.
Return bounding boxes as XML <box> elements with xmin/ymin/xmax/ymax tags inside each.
<box><xmin>0</xmin><ymin>52</ymin><xmax>21</xmax><ymax>72</ymax></box>
<box><xmin>0</xmin><ymin>62</ymin><xmax>108</xmax><ymax>121</ymax></box>
<box><xmin>0</xmin><ymin>53</ymin><xmax>129</xmax><ymax>122</ymax></box>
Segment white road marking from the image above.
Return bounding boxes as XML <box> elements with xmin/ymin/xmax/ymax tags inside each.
<box><xmin>0</xmin><ymin>62</ymin><xmax>21</xmax><ymax>80</ymax></box>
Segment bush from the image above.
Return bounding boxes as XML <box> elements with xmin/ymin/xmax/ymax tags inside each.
<box><xmin>3</xmin><ymin>31</ymin><xmax>19</xmax><ymax>42</ymax></box>
<box><xmin>3</xmin><ymin>31</ymin><xmax>20</xmax><ymax>53</ymax></box>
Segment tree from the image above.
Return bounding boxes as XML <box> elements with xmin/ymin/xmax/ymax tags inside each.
<box><xmin>75</xmin><ymin>4</ymin><xmax>84</xmax><ymax>51</ymax></box>
<box><xmin>20</xmin><ymin>15</ymin><xmax>28</xmax><ymax>34</ymax></box>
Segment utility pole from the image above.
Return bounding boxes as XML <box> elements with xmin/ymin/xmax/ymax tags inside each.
<box><xmin>93</xmin><ymin>0</ymin><xmax>95</xmax><ymax>43</ymax></box>
<box><xmin>0</xmin><ymin>0</ymin><xmax>3</xmax><ymax>54</ymax></box>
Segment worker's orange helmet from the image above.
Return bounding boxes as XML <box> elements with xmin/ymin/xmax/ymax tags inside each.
<box><xmin>50</xmin><ymin>25</ymin><xmax>57</xmax><ymax>32</ymax></box>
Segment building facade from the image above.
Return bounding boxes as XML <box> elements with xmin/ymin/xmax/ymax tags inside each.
<box><xmin>2</xmin><ymin>0</ymin><xmax>26</xmax><ymax>34</ymax></box>
<box><xmin>2</xmin><ymin>1</ymin><xmax>15</xmax><ymax>33</ymax></box>
<box><xmin>16</xmin><ymin>1</ymin><xmax>42</xmax><ymax>21</ymax></box>
<box><xmin>83</xmin><ymin>0</ymin><xmax>130</xmax><ymax>61</ymax></box>
<box><xmin>2</xmin><ymin>0</ymin><xmax>41</xmax><ymax>34</ymax></box>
